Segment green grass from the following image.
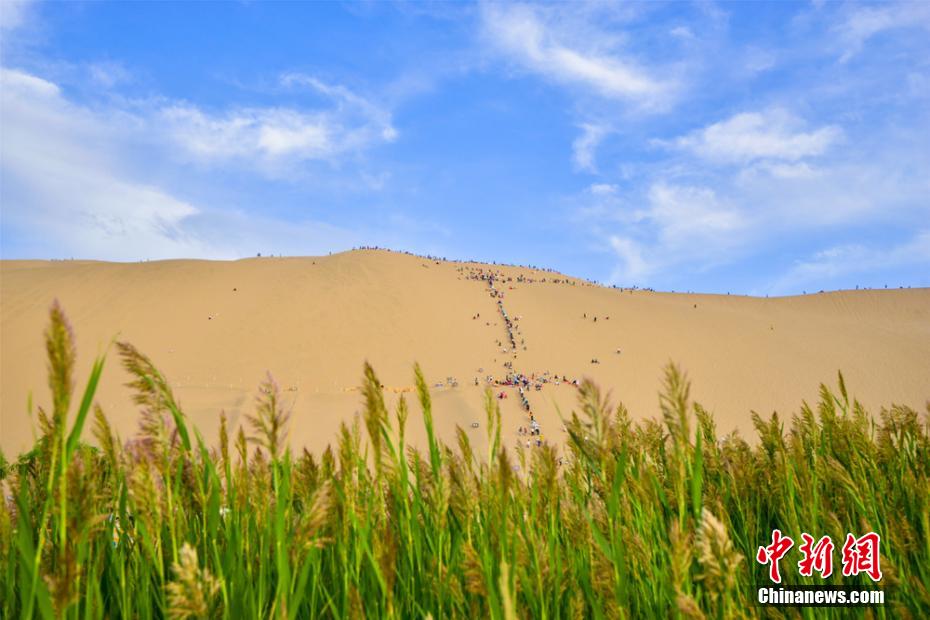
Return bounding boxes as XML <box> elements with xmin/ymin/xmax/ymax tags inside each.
<box><xmin>1</xmin><ymin>303</ymin><xmax>928</xmax><ymax>618</ymax></box>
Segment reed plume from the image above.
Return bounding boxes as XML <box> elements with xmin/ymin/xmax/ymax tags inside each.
<box><xmin>166</xmin><ymin>542</ymin><xmax>221</xmax><ymax>619</ymax></box>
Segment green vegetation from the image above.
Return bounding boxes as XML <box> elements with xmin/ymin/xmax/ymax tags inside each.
<box><xmin>1</xmin><ymin>303</ymin><xmax>928</xmax><ymax>618</ymax></box>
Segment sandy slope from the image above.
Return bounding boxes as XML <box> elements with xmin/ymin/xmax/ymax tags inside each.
<box><xmin>2</xmin><ymin>250</ymin><xmax>928</xmax><ymax>457</ymax></box>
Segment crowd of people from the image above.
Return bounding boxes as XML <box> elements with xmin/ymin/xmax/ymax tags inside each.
<box><xmin>460</xmin><ymin>266</ymin><xmax>589</xmax><ymax>453</ymax></box>
<box><xmin>460</xmin><ymin>265</ymin><xmax>586</xmax><ymax>288</ymax></box>
<box><xmin>353</xmin><ymin>246</ymin><xmax>596</xmax><ymax>284</ymax></box>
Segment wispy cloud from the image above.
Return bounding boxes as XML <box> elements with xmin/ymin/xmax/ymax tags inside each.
<box><xmin>572</xmin><ymin>123</ymin><xmax>610</xmax><ymax>172</ymax></box>
<box><xmin>587</xmin><ymin>116</ymin><xmax>928</xmax><ymax>290</ymax></box>
<box><xmin>602</xmin><ymin>182</ymin><xmax>749</xmax><ymax>284</ymax></box>
<box><xmin>161</xmin><ymin>74</ymin><xmax>397</xmax><ymax>176</ymax></box>
<box><xmin>282</xmin><ymin>73</ymin><xmax>398</xmax><ymax>141</ymax></box>
<box><xmin>0</xmin><ymin>0</ymin><xmax>33</xmax><ymax>33</ymax></box>
<box><xmin>768</xmin><ymin>230</ymin><xmax>930</xmax><ymax>294</ymax></box>
<box><xmin>646</xmin><ymin>183</ymin><xmax>746</xmax><ymax>246</ymax></box>
<box><xmin>608</xmin><ymin>236</ymin><xmax>649</xmax><ymax>281</ymax></box>
<box><xmin>1</xmin><ymin>68</ymin><xmax>208</xmax><ymax>259</ymax></box>
<box><xmin>588</xmin><ymin>183</ymin><xmax>618</xmax><ymax>196</ymax></box>
<box><xmin>479</xmin><ymin>1</ymin><xmax>680</xmax><ymax>186</ymax></box>
<box><xmin>742</xmin><ymin>47</ymin><xmax>777</xmax><ymax>75</ymax></box>
<box><xmin>480</xmin><ymin>2</ymin><xmax>670</xmax><ymax>104</ymax></box>
<box><xmin>0</xmin><ymin>67</ymin><xmax>387</xmax><ymax>260</ymax></box>
<box><xmin>87</xmin><ymin>61</ymin><xmax>133</xmax><ymax>88</ymax></box>
<box><xmin>671</xmin><ymin>109</ymin><xmax>842</xmax><ymax>165</ymax></box>
<box><xmin>834</xmin><ymin>2</ymin><xmax>930</xmax><ymax>62</ymax></box>
<box><xmin>538</xmin><ymin>0</ymin><xmax>929</xmax><ymax>293</ymax></box>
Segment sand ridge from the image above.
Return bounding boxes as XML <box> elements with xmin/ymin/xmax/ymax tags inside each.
<box><xmin>2</xmin><ymin>249</ymin><xmax>929</xmax><ymax>457</ymax></box>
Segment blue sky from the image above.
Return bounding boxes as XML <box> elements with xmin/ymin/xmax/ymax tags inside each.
<box><xmin>1</xmin><ymin>1</ymin><xmax>928</xmax><ymax>295</ymax></box>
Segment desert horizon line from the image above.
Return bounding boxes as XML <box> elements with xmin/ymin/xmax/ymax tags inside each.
<box><xmin>3</xmin><ymin>246</ymin><xmax>927</xmax><ymax>299</ymax></box>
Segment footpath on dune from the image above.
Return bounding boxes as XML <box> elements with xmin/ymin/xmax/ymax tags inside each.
<box><xmin>459</xmin><ymin>265</ymin><xmax>580</xmax><ymax>458</ymax></box>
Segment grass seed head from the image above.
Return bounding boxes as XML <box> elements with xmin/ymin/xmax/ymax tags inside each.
<box><xmin>166</xmin><ymin>542</ymin><xmax>221</xmax><ymax>620</ymax></box>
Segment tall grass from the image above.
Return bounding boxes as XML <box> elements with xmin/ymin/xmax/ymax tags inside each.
<box><xmin>1</xmin><ymin>304</ymin><xmax>928</xmax><ymax>618</ymax></box>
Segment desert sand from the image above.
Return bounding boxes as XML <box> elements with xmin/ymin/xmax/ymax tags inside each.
<box><xmin>2</xmin><ymin>249</ymin><xmax>928</xmax><ymax>458</ymax></box>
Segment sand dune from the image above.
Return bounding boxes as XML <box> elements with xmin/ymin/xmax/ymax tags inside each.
<box><xmin>2</xmin><ymin>249</ymin><xmax>928</xmax><ymax>457</ymax></box>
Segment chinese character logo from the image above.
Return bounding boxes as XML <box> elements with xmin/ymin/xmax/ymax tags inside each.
<box><xmin>757</xmin><ymin>530</ymin><xmax>882</xmax><ymax>583</ymax></box>
<box><xmin>841</xmin><ymin>532</ymin><xmax>883</xmax><ymax>582</ymax></box>
<box><xmin>798</xmin><ymin>533</ymin><xmax>834</xmax><ymax>578</ymax></box>
<box><xmin>756</xmin><ymin>529</ymin><xmax>794</xmax><ymax>583</ymax></box>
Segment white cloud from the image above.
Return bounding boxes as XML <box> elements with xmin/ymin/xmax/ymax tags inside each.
<box><xmin>769</xmin><ymin>230</ymin><xmax>930</xmax><ymax>294</ymax></box>
<box><xmin>743</xmin><ymin>47</ymin><xmax>776</xmax><ymax>74</ymax></box>
<box><xmin>588</xmin><ymin>183</ymin><xmax>618</xmax><ymax>196</ymax></box>
<box><xmin>572</xmin><ymin>123</ymin><xmax>609</xmax><ymax>172</ymax></box>
<box><xmin>0</xmin><ymin>0</ymin><xmax>33</xmax><ymax>32</ymax></box>
<box><xmin>749</xmin><ymin>161</ymin><xmax>819</xmax><ymax>180</ymax></box>
<box><xmin>160</xmin><ymin>75</ymin><xmax>397</xmax><ymax>175</ymax></box>
<box><xmin>608</xmin><ymin>236</ymin><xmax>649</xmax><ymax>281</ymax></box>
<box><xmin>478</xmin><ymin>2</ymin><xmax>680</xmax><ymax>187</ymax></box>
<box><xmin>1</xmin><ymin>66</ymin><xmax>59</xmax><ymax>97</ymax></box>
<box><xmin>480</xmin><ymin>2</ymin><xmax>670</xmax><ymax>104</ymax></box>
<box><xmin>88</xmin><ymin>62</ymin><xmax>132</xmax><ymax>88</ymax></box>
<box><xmin>835</xmin><ymin>2</ymin><xmax>930</xmax><ymax>62</ymax></box>
<box><xmin>646</xmin><ymin>183</ymin><xmax>745</xmax><ymax>246</ymax></box>
<box><xmin>161</xmin><ymin>106</ymin><xmax>331</xmax><ymax>160</ymax></box>
<box><xmin>673</xmin><ymin>109</ymin><xmax>842</xmax><ymax>165</ymax></box>
<box><xmin>558</xmin><ymin>5</ymin><xmax>928</xmax><ymax>292</ymax></box>
<box><xmin>669</xmin><ymin>26</ymin><xmax>694</xmax><ymax>40</ymax></box>
<box><xmin>602</xmin><ymin>182</ymin><xmax>749</xmax><ymax>284</ymax></box>
<box><xmin>282</xmin><ymin>73</ymin><xmax>397</xmax><ymax>140</ymax></box>
<box><xmin>590</xmin><ymin>128</ymin><xmax>929</xmax><ymax>289</ymax></box>
<box><xmin>0</xmin><ymin>67</ymin><xmax>380</xmax><ymax>260</ymax></box>
<box><xmin>1</xmin><ymin>68</ymin><xmax>209</xmax><ymax>259</ymax></box>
